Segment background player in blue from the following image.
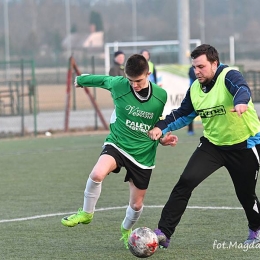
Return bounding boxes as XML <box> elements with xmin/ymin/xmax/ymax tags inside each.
<box><xmin>149</xmin><ymin>44</ymin><xmax>260</xmax><ymax>248</ymax></box>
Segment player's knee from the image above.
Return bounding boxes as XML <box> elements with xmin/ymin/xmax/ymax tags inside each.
<box><xmin>236</xmin><ymin>190</ymin><xmax>255</xmax><ymax>205</ymax></box>
<box><xmin>178</xmin><ymin>175</ymin><xmax>199</xmax><ymax>190</ymax></box>
<box><xmin>130</xmin><ymin>202</ymin><xmax>143</xmax><ymax>211</ymax></box>
<box><xmin>90</xmin><ymin>170</ymin><xmax>106</xmax><ymax>182</ymax></box>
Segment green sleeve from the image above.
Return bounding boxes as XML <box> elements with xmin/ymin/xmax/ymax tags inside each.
<box><xmin>77</xmin><ymin>74</ymin><xmax>113</xmax><ymax>91</ymax></box>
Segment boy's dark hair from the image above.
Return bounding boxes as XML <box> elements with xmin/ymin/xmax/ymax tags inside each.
<box><xmin>191</xmin><ymin>44</ymin><xmax>220</xmax><ymax>66</ymax></box>
<box><xmin>125</xmin><ymin>54</ymin><xmax>149</xmax><ymax>77</ymax></box>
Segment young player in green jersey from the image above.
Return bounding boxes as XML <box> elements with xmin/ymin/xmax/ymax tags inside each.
<box><xmin>61</xmin><ymin>54</ymin><xmax>178</xmax><ymax>249</ymax></box>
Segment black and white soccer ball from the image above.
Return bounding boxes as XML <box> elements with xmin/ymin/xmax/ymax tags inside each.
<box><xmin>128</xmin><ymin>227</ymin><xmax>159</xmax><ymax>258</ymax></box>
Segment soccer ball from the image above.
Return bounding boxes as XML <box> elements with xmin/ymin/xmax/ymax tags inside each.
<box><xmin>128</xmin><ymin>227</ymin><xmax>159</xmax><ymax>258</ymax></box>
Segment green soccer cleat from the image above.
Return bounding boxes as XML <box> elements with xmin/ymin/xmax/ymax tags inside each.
<box><xmin>61</xmin><ymin>208</ymin><xmax>93</xmax><ymax>227</ymax></box>
<box><xmin>120</xmin><ymin>224</ymin><xmax>132</xmax><ymax>249</ymax></box>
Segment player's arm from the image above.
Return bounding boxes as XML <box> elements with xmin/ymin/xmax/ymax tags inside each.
<box><xmin>149</xmin><ymin>91</ymin><xmax>197</xmax><ymax>140</ymax></box>
<box><xmin>225</xmin><ymin>70</ymin><xmax>251</xmax><ymax>116</ymax></box>
<box><xmin>74</xmin><ymin>74</ymin><xmax>88</xmax><ymax>88</ymax></box>
<box><xmin>74</xmin><ymin>74</ymin><xmax>114</xmax><ymax>91</ymax></box>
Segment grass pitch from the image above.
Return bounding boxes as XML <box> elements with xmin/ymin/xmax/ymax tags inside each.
<box><xmin>0</xmin><ymin>126</ymin><xmax>259</xmax><ymax>259</ymax></box>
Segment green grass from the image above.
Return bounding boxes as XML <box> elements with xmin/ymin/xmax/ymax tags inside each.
<box><xmin>0</xmin><ymin>126</ymin><xmax>259</xmax><ymax>259</ymax></box>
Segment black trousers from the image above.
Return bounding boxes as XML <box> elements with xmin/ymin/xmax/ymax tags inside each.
<box><xmin>158</xmin><ymin>136</ymin><xmax>260</xmax><ymax>239</ymax></box>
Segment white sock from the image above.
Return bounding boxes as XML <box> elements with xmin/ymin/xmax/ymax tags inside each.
<box><xmin>83</xmin><ymin>177</ymin><xmax>102</xmax><ymax>213</ymax></box>
<box><xmin>122</xmin><ymin>205</ymin><xmax>143</xmax><ymax>230</ymax></box>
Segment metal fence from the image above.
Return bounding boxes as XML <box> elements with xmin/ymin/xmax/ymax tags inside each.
<box><xmin>0</xmin><ymin>57</ymin><xmax>113</xmax><ymax>138</ymax></box>
<box><xmin>1</xmin><ymin>52</ymin><xmax>260</xmax><ymax>138</ymax></box>
<box><xmin>0</xmin><ymin>60</ymin><xmax>37</xmax><ymax>137</ymax></box>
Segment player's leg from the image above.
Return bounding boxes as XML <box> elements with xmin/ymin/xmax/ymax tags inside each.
<box><xmin>120</xmin><ymin>162</ymin><xmax>152</xmax><ymax>249</ymax></box>
<box><xmin>123</xmin><ymin>180</ymin><xmax>146</xmax><ymax>228</ymax></box>
<box><xmin>187</xmin><ymin>122</ymin><xmax>194</xmax><ymax>135</ymax></box>
<box><xmin>226</xmin><ymin>146</ymin><xmax>260</xmax><ymax>244</ymax></box>
<box><xmin>155</xmin><ymin>137</ymin><xmax>223</xmax><ymax>248</ymax></box>
<box><xmin>84</xmin><ymin>153</ymin><xmax>117</xmax><ymax>211</ymax></box>
<box><xmin>61</xmin><ymin>152</ymin><xmax>117</xmax><ymax>227</ymax></box>
<box><xmin>121</xmin><ymin>180</ymin><xmax>147</xmax><ymax>249</ymax></box>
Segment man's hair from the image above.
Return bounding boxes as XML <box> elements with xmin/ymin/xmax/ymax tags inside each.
<box><xmin>125</xmin><ymin>54</ymin><xmax>149</xmax><ymax>77</ymax></box>
<box><xmin>191</xmin><ymin>44</ymin><xmax>220</xmax><ymax>66</ymax></box>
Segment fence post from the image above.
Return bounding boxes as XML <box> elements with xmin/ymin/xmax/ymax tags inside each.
<box><xmin>91</xmin><ymin>56</ymin><xmax>98</xmax><ymax>130</ymax></box>
<box><xmin>20</xmin><ymin>59</ymin><xmax>25</xmax><ymax>136</ymax></box>
<box><xmin>31</xmin><ymin>59</ymin><xmax>37</xmax><ymax>137</ymax></box>
<box><xmin>64</xmin><ymin>56</ymin><xmax>72</xmax><ymax>132</ymax></box>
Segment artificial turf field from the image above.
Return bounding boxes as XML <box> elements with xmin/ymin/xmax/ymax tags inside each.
<box><xmin>1</xmin><ymin>126</ymin><xmax>260</xmax><ymax>260</ymax></box>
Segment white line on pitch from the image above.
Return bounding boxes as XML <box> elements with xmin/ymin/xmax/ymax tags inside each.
<box><xmin>0</xmin><ymin>205</ymin><xmax>242</xmax><ymax>224</ymax></box>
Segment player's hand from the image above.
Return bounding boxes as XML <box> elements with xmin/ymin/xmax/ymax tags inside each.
<box><xmin>230</xmin><ymin>104</ymin><xmax>248</xmax><ymax>117</ymax></box>
<box><xmin>160</xmin><ymin>132</ymin><xmax>178</xmax><ymax>147</ymax></box>
<box><xmin>74</xmin><ymin>76</ymin><xmax>80</xmax><ymax>88</ymax></box>
<box><xmin>148</xmin><ymin>127</ymin><xmax>162</xmax><ymax>140</ymax></box>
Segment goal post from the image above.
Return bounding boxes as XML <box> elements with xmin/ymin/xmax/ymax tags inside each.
<box><xmin>104</xmin><ymin>39</ymin><xmax>201</xmax><ymax>75</ymax></box>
